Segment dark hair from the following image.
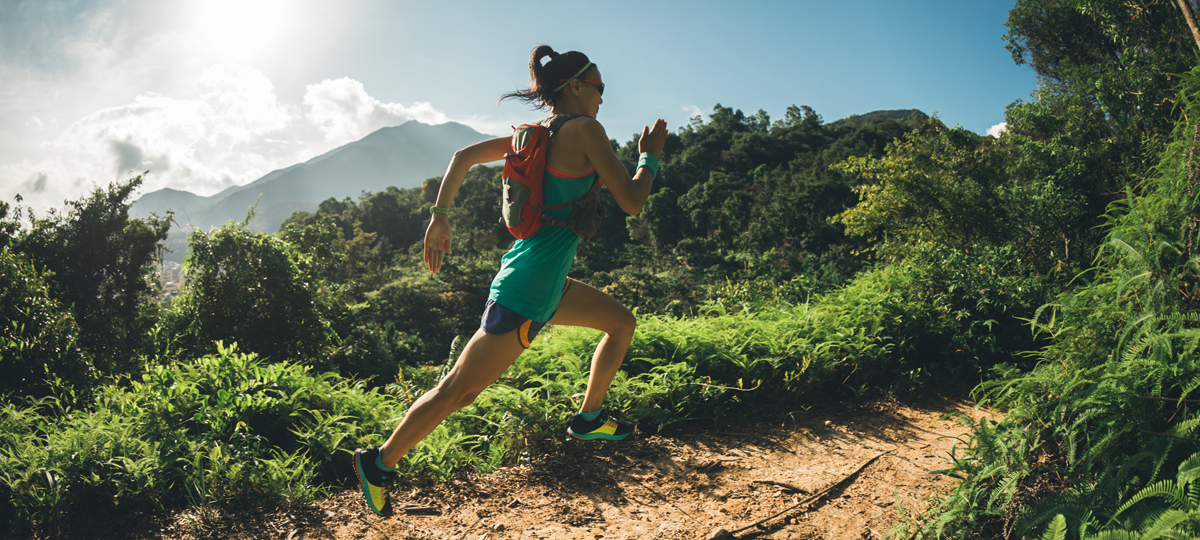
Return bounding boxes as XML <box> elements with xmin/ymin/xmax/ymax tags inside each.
<box><xmin>500</xmin><ymin>45</ymin><xmax>596</xmax><ymax>110</ymax></box>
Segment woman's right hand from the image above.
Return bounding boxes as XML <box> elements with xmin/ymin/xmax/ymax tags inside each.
<box><xmin>424</xmin><ymin>215</ymin><xmax>452</xmax><ymax>273</ymax></box>
<box><xmin>638</xmin><ymin>118</ymin><xmax>668</xmax><ymax>159</ymax></box>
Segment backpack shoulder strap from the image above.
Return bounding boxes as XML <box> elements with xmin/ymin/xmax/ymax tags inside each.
<box><xmin>538</xmin><ymin>113</ymin><xmax>586</xmax><ymax>140</ymax></box>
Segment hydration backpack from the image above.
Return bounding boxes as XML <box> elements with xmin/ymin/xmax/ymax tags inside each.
<box><xmin>501</xmin><ymin>114</ymin><xmax>605</xmax><ymax>240</ymax></box>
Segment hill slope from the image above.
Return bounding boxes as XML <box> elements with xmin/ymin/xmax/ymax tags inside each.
<box><xmin>132</xmin><ymin>120</ymin><xmax>492</xmax><ymax>261</ymax></box>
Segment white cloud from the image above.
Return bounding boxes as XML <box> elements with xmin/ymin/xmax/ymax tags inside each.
<box><xmin>1</xmin><ymin>156</ymin><xmax>91</xmax><ymax>210</ymax></box>
<box><xmin>987</xmin><ymin>122</ymin><xmax>1007</xmax><ymax>138</ymax></box>
<box><xmin>7</xmin><ymin>64</ymin><xmax>295</xmax><ymax>207</ymax></box>
<box><xmin>4</xmin><ymin>67</ymin><xmax>489</xmax><ymax>212</ymax></box>
<box><xmin>0</xmin><ymin>2</ymin><xmax>360</xmax><ymax>211</ymax></box>
<box><xmin>304</xmin><ymin>77</ymin><xmax>450</xmax><ymax>145</ymax></box>
<box><xmin>683</xmin><ymin>105</ymin><xmax>706</xmax><ymax>121</ymax></box>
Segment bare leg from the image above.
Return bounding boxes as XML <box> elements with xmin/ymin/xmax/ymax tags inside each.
<box><xmin>547</xmin><ymin>280</ymin><xmax>637</xmax><ymax>413</ymax></box>
<box><xmin>378</xmin><ymin>327</ymin><xmax>526</xmax><ymax>468</ymax></box>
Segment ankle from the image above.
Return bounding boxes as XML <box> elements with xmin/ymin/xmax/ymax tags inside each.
<box><xmin>578</xmin><ymin>407</ymin><xmax>603</xmax><ymax>422</ymax></box>
<box><xmin>375</xmin><ymin>450</ymin><xmax>396</xmax><ymax>472</ymax></box>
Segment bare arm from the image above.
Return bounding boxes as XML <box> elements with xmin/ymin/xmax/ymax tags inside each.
<box><xmin>432</xmin><ymin>136</ymin><xmax>512</xmax><ymax>209</ymax></box>
<box><xmin>424</xmin><ymin>136</ymin><xmax>511</xmax><ymax>273</ymax></box>
<box><xmin>581</xmin><ymin>118</ymin><xmax>667</xmax><ymax>215</ymax></box>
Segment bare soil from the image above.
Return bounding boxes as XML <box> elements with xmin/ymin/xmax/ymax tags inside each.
<box><xmin>129</xmin><ymin>393</ymin><xmax>992</xmax><ymax>540</ymax></box>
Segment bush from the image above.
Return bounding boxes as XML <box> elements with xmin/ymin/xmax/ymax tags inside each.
<box><xmin>162</xmin><ymin>221</ymin><xmax>340</xmax><ymax>366</ymax></box>
<box><xmin>914</xmin><ymin>68</ymin><xmax>1200</xmax><ymax>540</ymax></box>
<box><xmin>9</xmin><ymin>177</ymin><xmax>169</xmax><ymax>378</ymax></box>
<box><xmin>0</xmin><ymin>250</ymin><xmax>94</xmax><ymax>402</ymax></box>
<box><xmin>0</xmin><ymin>343</ymin><xmax>401</xmax><ymax>534</ymax></box>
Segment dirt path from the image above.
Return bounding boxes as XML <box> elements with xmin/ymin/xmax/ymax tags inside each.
<box><xmin>165</xmin><ymin>393</ymin><xmax>991</xmax><ymax>540</ymax></box>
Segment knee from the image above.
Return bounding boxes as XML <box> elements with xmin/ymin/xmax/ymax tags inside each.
<box><xmin>452</xmin><ymin>390</ymin><xmax>482</xmax><ymax>410</ymax></box>
<box><xmin>607</xmin><ymin>307</ymin><xmax>637</xmax><ymax>340</ymax></box>
<box><xmin>432</xmin><ymin>379</ymin><xmax>483</xmax><ymax>411</ymax></box>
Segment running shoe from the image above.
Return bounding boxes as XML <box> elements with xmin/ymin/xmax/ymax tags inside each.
<box><xmin>567</xmin><ymin>410</ymin><xmax>635</xmax><ymax>440</ymax></box>
<box><xmin>353</xmin><ymin>448</ymin><xmax>392</xmax><ymax>515</ymax></box>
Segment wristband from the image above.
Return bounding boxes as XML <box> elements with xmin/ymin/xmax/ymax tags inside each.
<box><xmin>637</xmin><ymin>152</ymin><xmax>660</xmax><ymax>178</ymax></box>
<box><xmin>430</xmin><ymin>206</ymin><xmax>450</xmax><ymax>215</ymax></box>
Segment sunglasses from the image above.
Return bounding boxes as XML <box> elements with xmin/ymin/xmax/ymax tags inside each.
<box><xmin>579</xmin><ymin>78</ymin><xmax>605</xmax><ymax>96</ymax></box>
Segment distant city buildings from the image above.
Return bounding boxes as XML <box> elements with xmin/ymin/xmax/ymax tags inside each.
<box><xmin>157</xmin><ymin>261</ymin><xmax>185</xmax><ymax>301</ymax></box>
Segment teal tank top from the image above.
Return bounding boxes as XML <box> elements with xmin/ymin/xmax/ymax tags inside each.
<box><xmin>489</xmin><ymin>167</ymin><xmax>597</xmax><ymax>322</ymax></box>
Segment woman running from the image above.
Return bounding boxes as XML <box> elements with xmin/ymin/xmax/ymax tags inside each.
<box><xmin>354</xmin><ymin>45</ymin><xmax>668</xmax><ymax>515</ymax></box>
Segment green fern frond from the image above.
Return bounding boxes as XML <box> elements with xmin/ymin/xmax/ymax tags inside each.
<box><xmin>1137</xmin><ymin>509</ymin><xmax>1189</xmax><ymax>540</ymax></box>
<box><xmin>1102</xmin><ymin>451</ymin><xmax>1165</xmax><ymax>502</ymax></box>
<box><xmin>1119</xmin><ymin>312</ymin><xmax>1164</xmax><ymax>362</ymax></box>
<box><xmin>1179</xmin><ymin>453</ymin><xmax>1200</xmax><ymax>487</ymax></box>
<box><xmin>1116</xmin><ymin>480</ymin><xmax>1188</xmax><ymax>517</ymax></box>
<box><xmin>987</xmin><ymin>470</ymin><xmax>1024</xmax><ymax>510</ymax></box>
<box><xmin>1169</xmin><ymin>418</ymin><xmax>1200</xmax><ymax>438</ymax></box>
<box><xmin>1017</xmin><ymin>503</ymin><xmax>1097</xmax><ymax>539</ymax></box>
<box><xmin>1108</xmin><ymin>237</ymin><xmax>1153</xmax><ymax>273</ymax></box>
<box><xmin>1032</xmin><ymin>302</ymin><xmax>1069</xmax><ymax>337</ymax></box>
<box><xmin>1042</xmin><ymin>514</ymin><xmax>1069</xmax><ymax>540</ymax></box>
<box><xmin>1079</xmin><ymin>425</ymin><xmax>1137</xmax><ymax>471</ymax></box>
<box><xmin>1151</xmin><ymin>440</ymin><xmax>1178</xmax><ymax>485</ymax></box>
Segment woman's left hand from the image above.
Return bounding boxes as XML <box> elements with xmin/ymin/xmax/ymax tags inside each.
<box><xmin>424</xmin><ymin>215</ymin><xmax>452</xmax><ymax>273</ymax></box>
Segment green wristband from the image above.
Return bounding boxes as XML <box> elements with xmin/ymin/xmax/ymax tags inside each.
<box><xmin>637</xmin><ymin>152</ymin><xmax>660</xmax><ymax>178</ymax></box>
<box><xmin>430</xmin><ymin>206</ymin><xmax>450</xmax><ymax>215</ymax></box>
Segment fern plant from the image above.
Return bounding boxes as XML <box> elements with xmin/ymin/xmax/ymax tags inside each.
<box><xmin>918</xmin><ymin>66</ymin><xmax>1200</xmax><ymax>540</ymax></box>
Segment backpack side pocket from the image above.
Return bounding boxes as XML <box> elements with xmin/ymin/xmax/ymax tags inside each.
<box><xmin>502</xmin><ymin>178</ymin><xmax>532</xmax><ymax>227</ymax></box>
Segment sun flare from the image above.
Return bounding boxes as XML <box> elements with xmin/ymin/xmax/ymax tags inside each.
<box><xmin>189</xmin><ymin>0</ymin><xmax>290</xmax><ymax>60</ymax></box>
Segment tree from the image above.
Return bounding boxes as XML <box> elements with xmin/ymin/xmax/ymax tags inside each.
<box><xmin>164</xmin><ymin>220</ymin><xmax>338</xmax><ymax>365</ymax></box>
<box><xmin>12</xmin><ymin>176</ymin><xmax>171</xmax><ymax>376</ymax></box>
<box><xmin>0</xmin><ymin>250</ymin><xmax>94</xmax><ymax>401</ymax></box>
<box><xmin>1006</xmin><ymin>0</ymin><xmax>1196</xmax><ymax>183</ymax></box>
<box><xmin>1176</xmin><ymin>0</ymin><xmax>1200</xmax><ymax>51</ymax></box>
<box><xmin>833</xmin><ymin>120</ymin><xmax>1008</xmax><ymax>252</ymax></box>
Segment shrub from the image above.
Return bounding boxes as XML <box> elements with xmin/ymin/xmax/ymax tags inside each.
<box><xmin>162</xmin><ymin>221</ymin><xmax>340</xmax><ymax>366</ymax></box>
<box><xmin>0</xmin><ymin>250</ymin><xmax>94</xmax><ymax>402</ymax></box>
<box><xmin>0</xmin><ymin>344</ymin><xmax>400</xmax><ymax>534</ymax></box>
<box><xmin>9</xmin><ymin>176</ymin><xmax>169</xmax><ymax>378</ymax></box>
<box><xmin>915</xmin><ymin>67</ymin><xmax>1200</xmax><ymax>540</ymax></box>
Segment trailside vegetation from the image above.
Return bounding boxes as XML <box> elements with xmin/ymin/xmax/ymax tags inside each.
<box><xmin>3</xmin><ymin>1</ymin><xmax>1200</xmax><ymax>536</ymax></box>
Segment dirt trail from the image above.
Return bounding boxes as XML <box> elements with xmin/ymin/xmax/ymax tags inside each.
<box><xmin>168</xmin><ymin>393</ymin><xmax>990</xmax><ymax>540</ymax></box>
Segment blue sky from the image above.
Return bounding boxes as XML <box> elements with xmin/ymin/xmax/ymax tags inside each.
<box><xmin>0</xmin><ymin>0</ymin><xmax>1037</xmax><ymax>211</ymax></box>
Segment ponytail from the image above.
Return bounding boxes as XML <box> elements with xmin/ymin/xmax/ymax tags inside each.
<box><xmin>500</xmin><ymin>45</ymin><xmax>595</xmax><ymax>110</ymax></box>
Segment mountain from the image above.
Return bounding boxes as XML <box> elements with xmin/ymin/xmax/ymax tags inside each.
<box><xmin>830</xmin><ymin>109</ymin><xmax>928</xmax><ymax>128</ymax></box>
<box><xmin>133</xmin><ymin>120</ymin><xmax>492</xmax><ymax>262</ymax></box>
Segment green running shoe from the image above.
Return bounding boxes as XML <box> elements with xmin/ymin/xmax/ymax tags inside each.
<box><xmin>353</xmin><ymin>448</ymin><xmax>392</xmax><ymax>515</ymax></box>
<box><xmin>568</xmin><ymin>410</ymin><xmax>635</xmax><ymax>441</ymax></box>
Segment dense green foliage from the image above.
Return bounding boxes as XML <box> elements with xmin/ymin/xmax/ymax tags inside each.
<box><xmin>161</xmin><ymin>219</ymin><xmax>342</xmax><ymax>366</ymax></box>
<box><xmin>11</xmin><ymin>177</ymin><xmax>171</xmax><ymax>381</ymax></box>
<box><xmin>0</xmin><ymin>343</ymin><xmax>399</xmax><ymax>534</ymax></box>
<box><xmin>0</xmin><ymin>249</ymin><xmax>92</xmax><ymax>401</ymax></box>
<box><xmin>907</xmin><ymin>72</ymin><xmax>1200</xmax><ymax>539</ymax></box>
<box><xmin>4</xmin><ymin>1</ymin><xmax>1200</xmax><ymax>536</ymax></box>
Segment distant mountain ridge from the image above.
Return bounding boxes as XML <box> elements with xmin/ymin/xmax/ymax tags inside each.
<box><xmin>830</xmin><ymin>109</ymin><xmax>928</xmax><ymax>127</ymax></box>
<box><xmin>132</xmin><ymin>120</ymin><xmax>492</xmax><ymax>262</ymax></box>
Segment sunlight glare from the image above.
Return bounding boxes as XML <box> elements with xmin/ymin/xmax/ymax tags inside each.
<box><xmin>190</xmin><ymin>0</ymin><xmax>290</xmax><ymax>60</ymax></box>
